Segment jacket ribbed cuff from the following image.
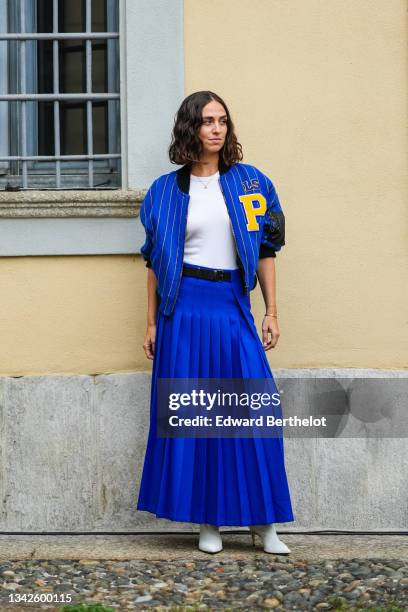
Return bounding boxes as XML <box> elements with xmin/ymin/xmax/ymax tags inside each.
<box><xmin>259</xmin><ymin>245</ymin><xmax>277</xmax><ymax>258</ymax></box>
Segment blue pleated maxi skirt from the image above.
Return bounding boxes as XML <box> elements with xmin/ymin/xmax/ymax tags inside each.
<box><xmin>136</xmin><ymin>261</ymin><xmax>295</xmax><ymax>526</ymax></box>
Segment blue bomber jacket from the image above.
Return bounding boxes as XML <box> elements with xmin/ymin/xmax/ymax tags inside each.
<box><xmin>139</xmin><ymin>157</ymin><xmax>285</xmax><ymax>317</ymax></box>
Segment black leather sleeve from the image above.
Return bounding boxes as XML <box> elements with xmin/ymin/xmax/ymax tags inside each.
<box><xmin>262</xmin><ymin>209</ymin><xmax>285</xmax><ymax>247</ymax></box>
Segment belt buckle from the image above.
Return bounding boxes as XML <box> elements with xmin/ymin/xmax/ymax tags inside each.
<box><xmin>213</xmin><ymin>269</ymin><xmax>224</xmax><ymax>281</ymax></box>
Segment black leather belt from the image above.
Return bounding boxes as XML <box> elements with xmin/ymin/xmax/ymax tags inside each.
<box><xmin>182</xmin><ymin>264</ymin><xmax>231</xmax><ymax>281</ymax></box>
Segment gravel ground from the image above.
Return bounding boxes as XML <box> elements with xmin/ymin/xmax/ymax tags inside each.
<box><xmin>0</xmin><ymin>556</ymin><xmax>407</xmax><ymax>611</ymax></box>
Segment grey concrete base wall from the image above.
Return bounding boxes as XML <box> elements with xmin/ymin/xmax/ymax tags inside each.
<box><xmin>0</xmin><ymin>370</ymin><xmax>406</xmax><ymax>532</ymax></box>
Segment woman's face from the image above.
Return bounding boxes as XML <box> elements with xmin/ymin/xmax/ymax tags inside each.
<box><xmin>197</xmin><ymin>100</ymin><xmax>228</xmax><ymax>156</ymax></box>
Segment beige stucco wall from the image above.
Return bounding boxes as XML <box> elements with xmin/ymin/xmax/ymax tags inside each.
<box><xmin>0</xmin><ymin>256</ymin><xmax>150</xmax><ymax>376</ymax></box>
<box><xmin>0</xmin><ymin>0</ymin><xmax>406</xmax><ymax>376</ymax></box>
<box><xmin>184</xmin><ymin>0</ymin><xmax>407</xmax><ymax>368</ymax></box>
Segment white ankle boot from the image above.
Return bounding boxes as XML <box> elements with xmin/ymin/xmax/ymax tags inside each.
<box><xmin>198</xmin><ymin>523</ymin><xmax>223</xmax><ymax>553</ymax></box>
<box><xmin>249</xmin><ymin>523</ymin><xmax>291</xmax><ymax>554</ymax></box>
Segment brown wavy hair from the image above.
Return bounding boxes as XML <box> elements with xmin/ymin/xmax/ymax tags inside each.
<box><xmin>168</xmin><ymin>91</ymin><xmax>243</xmax><ymax>167</ymax></box>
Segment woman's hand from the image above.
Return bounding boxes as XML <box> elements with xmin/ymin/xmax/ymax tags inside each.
<box><xmin>143</xmin><ymin>324</ymin><xmax>156</xmax><ymax>360</ymax></box>
<box><xmin>262</xmin><ymin>315</ymin><xmax>280</xmax><ymax>351</ymax></box>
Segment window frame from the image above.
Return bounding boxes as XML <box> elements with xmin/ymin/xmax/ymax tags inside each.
<box><xmin>0</xmin><ymin>0</ymin><xmax>121</xmax><ymax>190</ymax></box>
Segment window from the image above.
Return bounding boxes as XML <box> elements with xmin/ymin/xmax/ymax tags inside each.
<box><xmin>0</xmin><ymin>0</ymin><xmax>121</xmax><ymax>190</ymax></box>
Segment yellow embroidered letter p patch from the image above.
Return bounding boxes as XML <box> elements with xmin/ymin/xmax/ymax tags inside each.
<box><xmin>238</xmin><ymin>193</ymin><xmax>267</xmax><ymax>231</ymax></box>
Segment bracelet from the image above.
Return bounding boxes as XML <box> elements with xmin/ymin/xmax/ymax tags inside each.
<box><xmin>264</xmin><ymin>313</ymin><xmax>277</xmax><ymax>318</ymax></box>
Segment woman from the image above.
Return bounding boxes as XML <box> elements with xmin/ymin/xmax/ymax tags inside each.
<box><xmin>137</xmin><ymin>91</ymin><xmax>295</xmax><ymax>554</ymax></box>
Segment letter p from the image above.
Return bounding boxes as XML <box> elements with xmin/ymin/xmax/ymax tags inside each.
<box><xmin>239</xmin><ymin>194</ymin><xmax>267</xmax><ymax>231</ymax></box>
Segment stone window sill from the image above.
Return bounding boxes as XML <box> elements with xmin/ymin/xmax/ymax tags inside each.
<box><xmin>0</xmin><ymin>190</ymin><xmax>145</xmax><ymax>218</ymax></box>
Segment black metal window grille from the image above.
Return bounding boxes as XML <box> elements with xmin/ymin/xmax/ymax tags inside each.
<box><xmin>0</xmin><ymin>0</ymin><xmax>121</xmax><ymax>190</ymax></box>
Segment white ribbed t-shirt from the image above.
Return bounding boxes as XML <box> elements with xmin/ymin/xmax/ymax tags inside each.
<box><xmin>183</xmin><ymin>170</ymin><xmax>238</xmax><ymax>269</ymax></box>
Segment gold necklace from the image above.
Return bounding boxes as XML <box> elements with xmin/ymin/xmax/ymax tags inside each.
<box><xmin>191</xmin><ymin>173</ymin><xmax>218</xmax><ymax>189</ymax></box>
